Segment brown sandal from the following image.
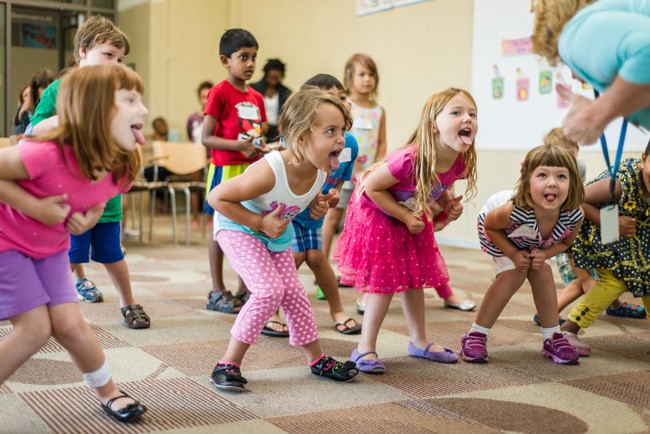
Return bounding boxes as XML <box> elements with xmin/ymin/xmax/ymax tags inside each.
<box><xmin>121</xmin><ymin>304</ymin><xmax>150</xmax><ymax>329</ymax></box>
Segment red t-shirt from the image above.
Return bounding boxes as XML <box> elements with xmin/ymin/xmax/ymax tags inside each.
<box><xmin>204</xmin><ymin>80</ymin><xmax>267</xmax><ymax>166</ymax></box>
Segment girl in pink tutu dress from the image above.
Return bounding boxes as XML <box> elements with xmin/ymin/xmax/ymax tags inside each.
<box><xmin>335</xmin><ymin>88</ymin><xmax>478</xmax><ymax>374</ymax></box>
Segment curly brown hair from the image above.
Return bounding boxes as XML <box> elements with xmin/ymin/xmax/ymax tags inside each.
<box><xmin>531</xmin><ymin>0</ymin><xmax>594</xmax><ymax>65</ymax></box>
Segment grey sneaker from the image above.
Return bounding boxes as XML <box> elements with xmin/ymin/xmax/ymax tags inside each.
<box><xmin>75</xmin><ymin>278</ymin><xmax>104</xmax><ymax>303</ymax></box>
<box><xmin>561</xmin><ymin>331</ymin><xmax>590</xmax><ymax>357</ymax></box>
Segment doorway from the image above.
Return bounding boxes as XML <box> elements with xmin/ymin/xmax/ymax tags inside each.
<box><xmin>7</xmin><ymin>7</ymin><xmax>79</xmax><ymax>135</ymax></box>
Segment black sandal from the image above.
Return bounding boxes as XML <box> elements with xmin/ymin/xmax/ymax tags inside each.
<box><xmin>206</xmin><ymin>291</ymin><xmax>242</xmax><ymax>314</ymax></box>
<box><xmin>311</xmin><ymin>355</ymin><xmax>359</xmax><ymax>382</ymax></box>
<box><xmin>101</xmin><ymin>391</ymin><xmax>147</xmax><ymax>423</ymax></box>
<box><xmin>211</xmin><ymin>363</ymin><xmax>248</xmax><ymax>392</ymax></box>
<box><xmin>121</xmin><ymin>304</ymin><xmax>150</xmax><ymax>329</ymax></box>
<box><xmin>233</xmin><ymin>290</ymin><xmax>250</xmax><ymax>305</ymax></box>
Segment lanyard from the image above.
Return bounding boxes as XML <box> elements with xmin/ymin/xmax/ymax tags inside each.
<box><xmin>594</xmin><ymin>90</ymin><xmax>627</xmax><ymax>203</ymax></box>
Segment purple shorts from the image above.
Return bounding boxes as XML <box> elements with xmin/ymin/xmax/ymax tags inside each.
<box><xmin>0</xmin><ymin>250</ymin><xmax>78</xmax><ymax>321</ymax></box>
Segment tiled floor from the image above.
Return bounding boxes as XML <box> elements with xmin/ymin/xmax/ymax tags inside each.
<box><xmin>1</xmin><ymin>222</ymin><xmax>649</xmax><ymax>433</ymax></box>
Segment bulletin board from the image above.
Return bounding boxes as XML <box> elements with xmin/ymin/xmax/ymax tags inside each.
<box><xmin>471</xmin><ymin>0</ymin><xmax>649</xmax><ymax>151</ymax></box>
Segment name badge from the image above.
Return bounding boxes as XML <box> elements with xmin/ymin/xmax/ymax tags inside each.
<box><xmin>338</xmin><ymin>147</ymin><xmax>352</xmax><ymax>163</ymax></box>
<box><xmin>238</xmin><ymin>104</ymin><xmax>260</xmax><ymax>120</ymax></box>
<box><xmin>600</xmin><ymin>204</ymin><xmax>620</xmax><ymax>244</ymax></box>
<box><xmin>508</xmin><ymin>225</ymin><xmax>537</xmax><ymax>239</ymax></box>
<box><xmin>353</xmin><ymin>117</ymin><xmax>373</xmax><ymax>130</ymax></box>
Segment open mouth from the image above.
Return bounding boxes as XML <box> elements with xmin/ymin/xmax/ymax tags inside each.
<box><xmin>131</xmin><ymin>123</ymin><xmax>145</xmax><ymax>145</ymax></box>
<box><xmin>544</xmin><ymin>193</ymin><xmax>557</xmax><ymax>202</ymax></box>
<box><xmin>459</xmin><ymin>128</ymin><xmax>473</xmax><ymax>145</ymax></box>
<box><xmin>329</xmin><ymin>149</ymin><xmax>342</xmax><ymax>170</ymax></box>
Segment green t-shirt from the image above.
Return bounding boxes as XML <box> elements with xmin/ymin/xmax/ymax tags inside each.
<box><xmin>31</xmin><ymin>79</ymin><xmax>123</xmax><ymax>223</ymax></box>
<box><xmin>30</xmin><ymin>79</ymin><xmax>61</xmax><ymax>127</ymax></box>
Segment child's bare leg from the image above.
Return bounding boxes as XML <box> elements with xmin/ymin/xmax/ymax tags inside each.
<box><xmin>220</xmin><ymin>337</ymin><xmax>250</xmax><ymax>366</ymax></box>
<box><xmin>356</xmin><ymin>293</ymin><xmax>393</xmax><ymax>358</ymax></box>
<box><xmin>474</xmin><ymin>270</ymin><xmax>527</xmax><ymax>328</ymax></box>
<box><xmin>209</xmin><ymin>238</ymin><xmax>227</xmax><ymax>292</ymax></box>
<box><xmin>0</xmin><ymin>306</ymin><xmax>51</xmax><ymax>384</ymax></box>
<box><xmin>71</xmin><ymin>263</ymin><xmax>86</xmax><ymax>279</ymax></box>
<box><xmin>401</xmin><ymin>288</ymin><xmax>444</xmax><ymax>352</ymax></box>
<box><xmin>103</xmin><ymin>260</ymin><xmax>135</xmax><ymax>307</ymax></box>
<box><xmin>557</xmin><ymin>280</ymin><xmax>585</xmax><ymax>312</ymax></box>
<box><xmin>306</xmin><ymin>249</ymin><xmax>353</xmax><ymax>325</ymax></box>
<box><xmin>322</xmin><ymin>207</ymin><xmax>344</xmax><ymax>260</ymax></box>
<box><xmin>49</xmin><ymin>303</ymin><xmax>138</xmax><ymax>409</ymax></box>
<box><xmin>529</xmin><ymin>265</ymin><xmax>561</xmax><ymax>328</ymax></box>
<box><xmin>300</xmin><ymin>339</ymin><xmax>324</xmax><ymax>364</ymax></box>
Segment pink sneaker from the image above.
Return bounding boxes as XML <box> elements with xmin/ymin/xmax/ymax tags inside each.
<box><xmin>561</xmin><ymin>331</ymin><xmax>591</xmax><ymax>357</ymax></box>
<box><xmin>542</xmin><ymin>332</ymin><xmax>579</xmax><ymax>364</ymax></box>
<box><xmin>460</xmin><ymin>331</ymin><xmax>488</xmax><ymax>363</ymax></box>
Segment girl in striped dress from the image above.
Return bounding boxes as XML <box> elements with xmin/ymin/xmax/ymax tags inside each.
<box><xmin>461</xmin><ymin>144</ymin><xmax>585</xmax><ymax>364</ymax></box>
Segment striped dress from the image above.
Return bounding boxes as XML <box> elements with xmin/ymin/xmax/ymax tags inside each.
<box><xmin>477</xmin><ymin>190</ymin><xmax>583</xmax><ymax>257</ymax></box>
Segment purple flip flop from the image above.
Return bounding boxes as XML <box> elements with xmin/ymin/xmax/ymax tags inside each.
<box><xmin>351</xmin><ymin>347</ymin><xmax>385</xmax><ymax>374</ymax></box>
<box><xmin>408</xmin><ymin>342</ymin><xmax>458</xmax><ymax>363</ymax></box>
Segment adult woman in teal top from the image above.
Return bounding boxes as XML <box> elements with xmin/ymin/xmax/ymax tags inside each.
<box><xmin>532</xmin><ymin>0</ymin><xmax>650</xmax><ymax>146</ymax></box>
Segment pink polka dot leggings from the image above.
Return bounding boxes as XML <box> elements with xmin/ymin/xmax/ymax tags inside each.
<box><xmin>216</xmin><ymin>230</ymin><xmax>320</xmax><ymax>347</ymax></box>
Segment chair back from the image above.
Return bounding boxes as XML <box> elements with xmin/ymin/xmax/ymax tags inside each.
<box><xmin>0</xmin><ymin>137</ymin><xmax>10</xmax><ymax>148</ymax></box>
<box><xmin>151</xmin><ymin>141</ymin><xmax>207</xmax><ymax>175</ymax></box>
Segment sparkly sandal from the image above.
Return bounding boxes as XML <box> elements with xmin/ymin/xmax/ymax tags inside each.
<box><xmin>311</xmin><ymin>355</ymin><xmax>358</xmax><ymax>382</ymax></box>
<box><xmin>211</xmin><ymin>363</ymin><xmax>248</xmax><ymax>392</ymax></box>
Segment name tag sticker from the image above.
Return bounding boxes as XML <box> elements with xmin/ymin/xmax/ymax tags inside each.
<box><xmin>238</xmin><ymin>104</ymin><xmax>260</xmax><ymax>120</ymax></box>
<box><xmin>600</xmin><ymin>204</ymin><xmax>620</xmax><ymax>244</ymax></box>
<box><xmin>353</xmin><ymin>118</ymin><xmax>373</xmax><ymax>130</ymax></box>
<box><xmin>338</xmin><ymin>147</ymin><xmax>352</xmax><ymax>163</ymax></box>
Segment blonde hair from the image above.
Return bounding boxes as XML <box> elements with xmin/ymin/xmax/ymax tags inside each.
<box><xmin>343</xmin><ymin>53</ymin><xmax>379</xmax><ymax>101</ymax></box>
<box><xmin>531</xmin><ymin>0</ymin><xmax>594</xmax><ymax>65</ymax></box>
<box><xmin>278</xmin><ymin>87</ymin><xmax>352</xmax><ymax>164</ymax></box>
<box><xmin>411</xmin><ymin>88</ymin><xmax>478</xmax><ymax>215</ymax></box>
<box><xmin>544</xmin><ymin>127</ymin><xmax>578</xmax><ymax>156</ymax></box>
<box><xmin>359</xmin><ymin>88</ymin><xmax>478</xmax><ymax>215</ymax></box>
<box><xmin>73</xmin><ymin>16</ymin><xmax>130</xmax><ymax>64</ymax></box>
<box><xmin>36</xmin><ymin>64</ymin><xmax>143</xmax><ymax>187</ymax></box>
<box><xmin>513</xmin><ymin>143</ymin><xmax>584</xmax><ymax>210</ymax></box>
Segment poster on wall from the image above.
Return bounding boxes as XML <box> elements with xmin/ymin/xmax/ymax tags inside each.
<box><xmin>356</xmin><ymin>0</ymin><xmax>431</xmax><ymax>17</ymax></box>
<box><xmin>471</xmin><ymin>0</ymin><xmax>649</xmax><ymax>151</ymax></box>
<box><xmin>11</xmin><ymin>10</ymin><xmax>58</xmax><ymax>49</ymax></box>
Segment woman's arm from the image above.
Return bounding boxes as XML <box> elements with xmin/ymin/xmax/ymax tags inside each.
<box><xmin>558</xmin><ymin>77</ymin><xmax>650</xmax><ymax>145</ymax></box>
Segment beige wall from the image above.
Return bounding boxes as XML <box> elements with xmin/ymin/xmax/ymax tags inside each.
<box><xmin>120</xmin><ymin>0</ymin><xmax>635</xmax><ymax>249</ymax></box>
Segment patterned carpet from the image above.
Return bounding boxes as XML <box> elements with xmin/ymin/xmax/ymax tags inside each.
<box><xmin>1</xmin><ymin>222</ymin><xmax>649</xmax><ymax>434</ymax></box>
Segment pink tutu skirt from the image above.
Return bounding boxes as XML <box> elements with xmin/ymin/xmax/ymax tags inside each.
<box><xmin>334</xmin><ymin>192</ymin><xmax>449</xmax><ymax>294</ymax></box>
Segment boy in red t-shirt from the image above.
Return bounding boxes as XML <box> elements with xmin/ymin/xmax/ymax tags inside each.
<box><xmin>201</xmin><ymin>28</ymin><xmax>268</xmax><ymax>313</ymax></box>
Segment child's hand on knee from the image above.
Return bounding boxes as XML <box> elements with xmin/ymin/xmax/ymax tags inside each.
<box><xmin>529</xmin><ymin>248</ymin><xmax>546</xmax><ymax>270</ymax></box>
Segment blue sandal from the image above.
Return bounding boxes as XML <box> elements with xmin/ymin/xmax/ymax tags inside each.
<box><xmin>606</xmin><ymin>302</ymin><xmax>647</xmax><ymax>319</ymax></box>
